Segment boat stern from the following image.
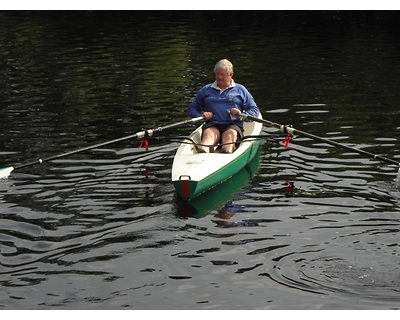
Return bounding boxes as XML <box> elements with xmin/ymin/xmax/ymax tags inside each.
<box><xmin>172</xmin><ymin>175</ymin><xmax>199</xmax><ymax>200</ymax></box>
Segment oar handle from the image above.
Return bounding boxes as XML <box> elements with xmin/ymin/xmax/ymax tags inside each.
<box><xmin>240</xmin><ymin>113</ymin><xmax>400</xmax><ymax>167</ymax></box>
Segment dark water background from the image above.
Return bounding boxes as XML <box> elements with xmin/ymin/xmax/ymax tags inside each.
<box><xmin>1</xmin><ymin>11</ymin><xmax>400</xmax><ymax>310</ymax></box>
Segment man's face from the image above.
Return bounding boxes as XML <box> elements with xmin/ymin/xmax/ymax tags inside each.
<box><xmin>215</xmin><ymin>68</ymin><xmax>233</xmax><ymax>89</ymax></box>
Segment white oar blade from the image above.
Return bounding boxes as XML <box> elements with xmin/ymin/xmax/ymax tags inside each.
<box><xmin>0</xmin><ymin>167</ymin><xmax>14</xmax><ymax>179</ymax></box>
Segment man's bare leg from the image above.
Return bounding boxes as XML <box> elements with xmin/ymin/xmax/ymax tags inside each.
<box><xmin>198</xmin><ymin>127</ymin><xmax>221</xmax><ymax>153</ymax></box>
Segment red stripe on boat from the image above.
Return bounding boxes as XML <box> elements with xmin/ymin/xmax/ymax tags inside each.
<box><xmin>181</xmin><ymin>179</ymin><xmax>190</xmax><ymax>199</ymax></box>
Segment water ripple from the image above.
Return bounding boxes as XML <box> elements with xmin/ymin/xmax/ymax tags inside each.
<box><xmin>2</xmin><ymin>11</ymin><xmax>400</xmax><ymax>309</ymax></box>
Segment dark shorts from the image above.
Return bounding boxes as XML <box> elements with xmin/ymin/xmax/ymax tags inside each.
<box><xmin>202</xmin><ymin>123</ymin><xmax>244</xmax><ymax>141</ymax></box>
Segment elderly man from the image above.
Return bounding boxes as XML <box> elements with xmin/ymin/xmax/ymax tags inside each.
<box><xmin>187</xmin><ymin>59</ymin><xmax>260</xmax><ymax>153</ymax></box>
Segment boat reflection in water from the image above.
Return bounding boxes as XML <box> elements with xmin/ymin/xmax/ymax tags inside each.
<box><xmin>177</xmin><ymin>149</ymin><xmax>262</xmax><ymax>219</ymax></box>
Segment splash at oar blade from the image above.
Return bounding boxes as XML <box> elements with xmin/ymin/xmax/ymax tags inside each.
<box><xmin>396</xmin><ymin>168</ymin><xmax>400</xmax><ymax>188</ymax></box>
<box><xmin>0</xmin><ymin>167</ymin><xmax>14</xmax><ymax>179</ymax></box>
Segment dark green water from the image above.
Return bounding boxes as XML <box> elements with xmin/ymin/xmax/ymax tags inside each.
<box><xmin>1</xmin><ymin>11</ymin><xmax>400</xmax><ymax>309</ymax></box>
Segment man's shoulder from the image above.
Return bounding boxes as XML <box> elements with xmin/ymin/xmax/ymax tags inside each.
<box><xmin>198</xmin><ymin>83</ymin><xmax>218</xmax><ymax>93</ymax></box>
<box><xmin>199</xmin><ymin>83</ymin><xmax>214</xmax><ymax>90</ymax></box>
<box><xmin>233</xmin><ymin>83</ymin><xmax>245</xmax><ymax>89</ymax></box>
<box><xmin>231</xmin><ymin>83</ymin><xmax>250</xmax><ymax>93</ymax></box>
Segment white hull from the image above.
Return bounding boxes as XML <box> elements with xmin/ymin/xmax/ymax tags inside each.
<box><xmin>172</xmin><ymin>114</ymin><xmax>263</xmax><ymax>199</ymax></box>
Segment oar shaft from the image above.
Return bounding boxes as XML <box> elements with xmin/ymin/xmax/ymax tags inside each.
<box><xmin>152</xmin><ymin>117</ymin><xmax>204</xmax><ymax>131</ymax></box>
<box><xmin>243</xmin><ymin>114</ymin><xmax>400</xmax><ymax>167</ymax></box>
<box><xmin>14</xmin><ymin>132</ymin><xmax>140</xmax><ymax>170</ymax></box>
<box><xmin>13</xmin><ymin>116</ymin><xmax>204</xmax><ymax>171</ymax></box>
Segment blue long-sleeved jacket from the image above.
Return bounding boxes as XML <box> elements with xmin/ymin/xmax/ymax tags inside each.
<box><xmin>187</xmin><ymin>81</ymin><xmax>260</xmax><ymax>130</ymax></box>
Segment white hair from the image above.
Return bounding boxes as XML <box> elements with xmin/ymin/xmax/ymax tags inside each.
<box><xmin>214</xmin><ymin>59</ymin><xmax>233</xmax><ymax>74</ymax></box>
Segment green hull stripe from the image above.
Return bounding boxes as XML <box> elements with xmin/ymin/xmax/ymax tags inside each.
<box><xmin>173</xmin><ymin>141</ymin><xmax>260</xmax><ymax>200</ymax></box>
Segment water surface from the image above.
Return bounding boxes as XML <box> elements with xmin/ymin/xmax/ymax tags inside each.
<box><xmin>1</xmin><ymin>11</ymin><xmax>400</xmax><ymax>310</ymax></box>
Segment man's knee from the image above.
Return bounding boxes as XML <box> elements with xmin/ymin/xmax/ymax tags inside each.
<box><xmin>223</xmin><ymin>128</ymin><xmax>238</xmax><ymax>141</ymax></box>
<box><xmin>202</xmin><ymin>126</ymin><xmax>220</xmax><ymax>143</ymax></box>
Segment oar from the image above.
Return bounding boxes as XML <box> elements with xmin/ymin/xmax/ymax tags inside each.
<box><xmin>240</xmin><ymin>113</ymin><xmax>400</xmax><ymax>167</ymax></box>
<box><xmin>0</xmin><ymin>116</ymin><xmax>204</xmax><ymax>179</ymax></box>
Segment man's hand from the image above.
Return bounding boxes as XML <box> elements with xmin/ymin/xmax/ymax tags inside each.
<box><xmin>202</xmin><ymin>112</ymin><xmax>213</xmax><ymax>120</ymax></box>
<box><xmin>229</xmin><ymin>108</ymin><xmax>243</xmax><ymax>120</ymax></box>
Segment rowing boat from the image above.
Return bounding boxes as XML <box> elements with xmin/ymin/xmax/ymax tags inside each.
<box><xmin>172</xmin><ymin>114</ymin><xmax>263</xmax><ymax>200</ymax></box>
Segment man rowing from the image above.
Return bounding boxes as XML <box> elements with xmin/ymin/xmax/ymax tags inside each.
<box><xmin>187</xmin><ymin>59</ymin><xmax>260</xmax><ymax>153</ymax></box>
